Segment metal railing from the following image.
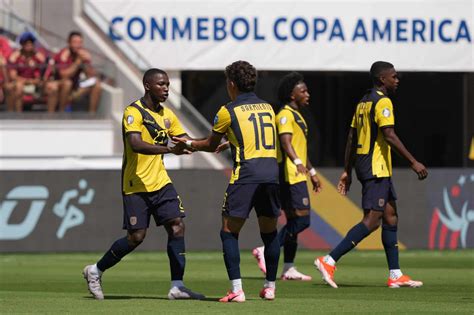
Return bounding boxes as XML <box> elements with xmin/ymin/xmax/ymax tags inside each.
<box><xmin>82</xmin><ymin>0</ymin><xmax>214</xmax><ymax>138</ymax></box>
<box><xmin>0</xmin><ymin>7</ymin><xmax>118</xmax><ymax>85</ymax></box>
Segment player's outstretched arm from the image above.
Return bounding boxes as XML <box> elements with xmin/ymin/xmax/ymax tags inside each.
<box><xmin>127</xmin><ymin>132</ymin><xmax>189</xmax><ymax>155</ymax></box>
<box><xmin>338</xmin><ymin>128</ymin><xmax>357</xmax><ymax>195</ymax></box>
<box><xmin>173</xmin><ymin>131</ymin><xmax>224</xmax><ymax>153</ymax></box>
<box><xmin>381</xmin><ymin>127</ymin><xmax>428</xmax><ymax>180</ymax></box>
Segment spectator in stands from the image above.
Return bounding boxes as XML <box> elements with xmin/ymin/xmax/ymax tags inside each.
<box><xmin>0</xmin><ymin>35</ymin><xmax>13</xmax><ymax>105</ymax></box>
<box><xmin>55</xmin><ymin>31</ymin><xmax>102</xmax><ymax>113</ymax></box>
<box><xmin>5</xmin><ymin>32</ymin><xmax>59</xmax><ymax>112</ymax></box>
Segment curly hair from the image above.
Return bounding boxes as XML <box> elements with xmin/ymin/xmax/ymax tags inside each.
<box><xmin>224</xmin><ymin>60</ymin><xmax>257</xmax><ymax>92</ymax></box>
<box><xmin>277</xmin><ymin>72</ymin><xmax>304</xmax><ymax>105</ymax></box>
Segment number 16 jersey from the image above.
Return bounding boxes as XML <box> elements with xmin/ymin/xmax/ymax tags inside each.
<box><xmin>212</xmin><ymin>92</ymin><xmax>278</xmax><ymax>184</ymax></box>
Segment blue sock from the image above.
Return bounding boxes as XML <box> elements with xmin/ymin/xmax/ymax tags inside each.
<box><xmin>97</xmin><ymin>237</ymin><xmax>136</xmax><ymax>271</ymax></box>
<box><xmin>382</xmin><ymin>224</ymin><xmax>400</xmax><ymax>270</ymax></box>
<box><xmin>329</xmin><ymin>222</ymin><xmax>370</xmax><ymax>262</ymax></box>
<box><xmin>167</xmin><ymin>237</ymin><xmax>186</xmax><ymax>281</ymax></box>
<box><xmin>261</xmin><ymin>230</ymin><xmax>280</xmax><ymax>282</ymax></box>
<box><xmin>277</xmin><ymin>225</ymin><xmax>287</xmax><ymax>246</ymax></box>
<box><xmin>283</xmin><ymin>233</ymin><xmax>298</xmax><ymax>263</ymax></box>
<box><xmin>220</xmin><ymin>230</ymin><xmax>240</xmax><ymax>280</ymax></box>
<box><xmin>279</xmin><ymin>216</ymin><xmax>310</xmax><ymax>263</ymax></box>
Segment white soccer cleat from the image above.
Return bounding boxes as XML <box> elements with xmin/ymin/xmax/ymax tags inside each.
<box><xmin>259</xmin><ymin>287</ymin><xmax>275</xmax><ymax>300</ymax></box>
<box><xmin>83</xmin><ymin>265</ymin><xmax>104</xmax><ymax>300</ymax></box>
<box><xmin>168</xmin><ymin>286</ymin><xmax>205</xmax><ymax>300</ymax></box>
<box><xmin>387</xmin><ymin>275</ymin><xmax>423</xmax><ymax>288</ymax></box>
<box><xmin>252</xmin><ymin>246</ymin><xmax>267</xmax><ymax>275</ymax></box>
<box><xmin>281</xmin><ymin>267</ymin><xmax>312</xmax><ymax>281</ymax></box>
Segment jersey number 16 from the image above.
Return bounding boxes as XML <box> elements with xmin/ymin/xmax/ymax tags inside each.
<box><xmin>248</xmin><ymin>113</ymin><xmax>276</xmax><ymax>150</ymax></box>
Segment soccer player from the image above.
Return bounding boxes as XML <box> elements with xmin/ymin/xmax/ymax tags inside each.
<box><xmin>315</xmin><ymin>61</ymin><xmax>428</xmax><ymax>288</ymax></box>
<box><xmin>252</xmin><ymin>72</ymin><xmax>321</xmax><ymax>281</ymax></box>
<box><xmin>174</xmin><ymin>60</ymin><xmax>281</xmax><ymax>302</ymax></box>
<box><xmin>82</xmin><ymin>68</ymin><xmax>204</xmax><ymax>300</ymax></box>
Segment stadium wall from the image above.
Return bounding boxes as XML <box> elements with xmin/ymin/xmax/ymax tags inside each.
<box><xmin>1</xmin><ymin>168</ymin><xmax>472</xmax><ymax>252</ymax></box>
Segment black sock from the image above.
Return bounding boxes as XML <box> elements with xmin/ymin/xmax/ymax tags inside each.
<box><xmin>283</xmin><ymin>233</ymin><xmax>298</xmax><ymax>263</ymax></box>
<box><xmin>167</xmin><ymin>236</ymin><xmax>186</xmax><ymax>281</ymax></box>
<box><xmin>281</xmin><ymin>216</ymin><xmax>310</xmax><ymax>263</ymax></box>
<box><xmin>97</xmin><ymin>236</ymin><xmax>136</xmax><ymax>272</ymax></box>
<box><xmin>261</xmin><ymin>230</ymin><xmax>280</xmax><ymax>282</ymax></box>
<box><xmin>220</xmin><ymin>230</ymin><xmax>240</xmax><ymax>280</ymax></box>
<box><xmin>382</xmin><ymin>224</ymin><xmax>400</xmax><ymax>270</ymax></box>
<box><xmin>329</xmin><ymin>222</ymin><xmax>370</xmax><ymax>262</ymax></box>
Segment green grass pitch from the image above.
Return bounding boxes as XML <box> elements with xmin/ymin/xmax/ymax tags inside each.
<box><xmin>1</xmin><ymin>250</ymin><xmax>473</xmax><ymax>313</ymax></box>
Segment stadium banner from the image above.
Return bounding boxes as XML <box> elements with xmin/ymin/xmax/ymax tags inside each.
<box><xmin>86</xmin><ymin>0</ymin><xmax>474</xmax><ymax>71</ymax></box>
<box><xmin>0</xmin><ymin>169</ymin><xmax>472</xmax><ymax>252</ymax></box>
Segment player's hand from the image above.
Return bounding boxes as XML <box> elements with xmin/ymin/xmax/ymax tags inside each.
<box><xmin>337</xmin><ymin>171</ymin><xmax>352</xmax><ymax>195</ymax></box>
<box><xmin>215</xmin><ymin>141</ymin><xmax>229</xmax><ymax>154</ymax></box>
<box><xmin>296</xmin><ymin>164</ymin><xmax>308</xmax><ymax>176</ymax></box>
<box><xmin>411</xmin><ymin>161</ymin><xmax>428</xmax><ymax>180</ymax></box>
<box><xmin>169</xmin><ymin>141</ymin><xmax>190</xmax><ymax>155</ymax></box>
<box><xmin>311</xmin><ymin>175</ymin><xmax>322</xmax><ymax>194</ymax></box>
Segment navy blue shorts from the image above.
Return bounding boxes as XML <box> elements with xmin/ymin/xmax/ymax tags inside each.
<box><xmin>122</xmin><ymin>183</ymin><xmax>185</xmax><ymax>230</ymax></box>
<box><xmin>361</xmin><ymin>177</ymin><xmax>397</xmax><ymax>211</ymax></box>
<box><xmin>280</xmin><ymin>181</ymin><xmax>310</xmax><ymax>211</ymax></box>
<box><xmin>222</xmin><ymin>183</ymin><xmax>281</xmax><ymax>219</ymax></box>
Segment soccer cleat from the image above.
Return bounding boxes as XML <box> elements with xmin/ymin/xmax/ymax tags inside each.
<box><xmin>252</xmin><ymin>246</ymin><xmax>266</xmax><ymax>275</ymax></box>
<box><xmin>281</xmin><ymin>267</ymin><xmax>312</xmax><ymax>281</ymax></box>
<box><xmin>259</xmin><ymin>287</ymin><xmax>275</xmax><ymax>300</ymax></box>
<box><xmin>387</xmin><ymin>275</ymin><xmax>423</xmax><ymax>288</ymax></box>
<box><xmin>219</xmin><ymin>290</ymin><xmax>246</xmax><ymax>303</ymax></box>
<box><xmin>168</xmin><ymin>286</ymin><xmax>205</xmax><ymax>300</ymax></box>
<box><xmin>82</xmin><ymin>265</ymin><xmax>104</xmax><ymax>300</ymax></box>
<box><xmin>314</xmin><ymin>257</ymin><xmax>338</xmax><ymax>288</ymax></box>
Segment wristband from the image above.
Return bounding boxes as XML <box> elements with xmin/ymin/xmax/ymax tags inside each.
<box><xmin>293</xmin><ymin>158</ymin><xmax>303</xmax><ymax>165</ymax></box>
<box><xmin>309</xmin><ymin>168</ymin><xmax>317</xmax><ymax>176</ymax></box>
<box><xmin>185</xmin><ymin>140</ymin><xmax>193</xmax><ymax>149</ymax></box>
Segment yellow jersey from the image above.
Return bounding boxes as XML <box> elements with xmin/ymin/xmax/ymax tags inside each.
<box><xmin>276</xmin><ymin>105</ymin><xmax>308</xmax><ymax>184</ymax></box>
<box><xmin>350</xmin><ymin>89</ymin><xmax>395</xmax><ymax>180</ymax></box>
<box><xmin>212</xmin><ymin>92</ymin><xmax>279</xmax><ymax>184</ymax></box>
<box><xmin>122</xmin><ymin>98</ymin><xmax>186</xmax><ymax>194</ymax></box>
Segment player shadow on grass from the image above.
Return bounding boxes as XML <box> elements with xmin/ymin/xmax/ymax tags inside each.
<box><xmin>84</xmin><ymin>295</ymin><xmax>222</xmax><ymax>302</ymax></box>
<box><xmin>311</xmin><ymin>283</ymin><xmax>384</xmax><ymax>288</ymax></box>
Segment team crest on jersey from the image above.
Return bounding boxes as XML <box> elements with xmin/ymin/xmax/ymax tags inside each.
<box><xmin>127</xmin><ymin>115</ymin><xmax>134</xmax><ymax>125</ymax></box>
<box><xmin>130</xmin><ymin>216</ymin><xmax>137</xmax><ymax>226</ymax></box>
<box><xmin>280</xmin><ymin>116</ymin><xmax>287</xmax><ymax>125</ymax></box>
<box><xmin>214</xmin><ymin>114</ymin><xmax>219</xmax><ymax>125</ymax></box>
<box><xmin>302</xmin><ymin>197</ymin><xmax>309</xmax><ymax>206</ymax></box>
<box><xmin>378</xmin><ymin>198</ymin><xmax>385</xmax><ymax>207</ymax></box>
<box><xmin>164</xmin><ymin>119</ymin><xmax>171</xmax><ymax>129</ymax></box>
<box><xmin>382</xmin><ymin>108</ymin><xmax>391</xmax><ymax>117</ymax></box>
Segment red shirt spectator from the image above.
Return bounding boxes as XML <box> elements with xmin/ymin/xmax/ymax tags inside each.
<box><xmin>54</xmin><ymin>47</ymin><xmax>92</xmax><ymax>87</ymax></box>
<box><xmin>8</xmin><ymin>48</ymin><xmax>45</xmax><ymax>79</ymax></box>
